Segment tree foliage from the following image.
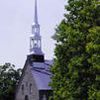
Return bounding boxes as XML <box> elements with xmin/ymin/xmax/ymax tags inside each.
<box><xmin>50</xmin><ymin>0</ymin><xmax>100</xmax><ymax>99</ymax></box>
<box><xmin>0</xmin><ymin>63</ymin><xmax>22</xmax><ymax>100</ymax></box>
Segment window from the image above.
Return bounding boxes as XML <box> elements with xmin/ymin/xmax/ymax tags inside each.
<box><xmin>29</xmin><ymin>83</ymin><xmax>32</xmax><ymax>94</ymax></box>
<box><xmin>21</xmin><ymin>84</ymin><xmax>24</xmax><ymax>95</ymax></box>
<box><xmin>25</xmin><ymin>95</ymin><xmax>29</xmax><ymax>100</ymax></box>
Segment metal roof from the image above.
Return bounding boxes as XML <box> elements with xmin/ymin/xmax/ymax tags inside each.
<box><xmin>31</xmin><ymin>60</ymin><xmax>53</xmax><ymax>90</ymax></box>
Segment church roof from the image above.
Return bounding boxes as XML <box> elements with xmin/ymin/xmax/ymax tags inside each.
<box><xmin>31</xmin><ymin>60</ymin><xmax>53</xmax><ymax>90</ymax></box>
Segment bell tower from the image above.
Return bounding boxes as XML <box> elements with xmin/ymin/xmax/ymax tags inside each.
<box><xmin>28</xmin><ymin>0</ymin><xmax>44</xmax><ymax>62</ymax></box>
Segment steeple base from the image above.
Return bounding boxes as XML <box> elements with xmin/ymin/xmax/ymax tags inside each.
<box><xmin>27</xmin><ymin>54</ymin><xmax>44</xmax><ymax>62</ymax></box>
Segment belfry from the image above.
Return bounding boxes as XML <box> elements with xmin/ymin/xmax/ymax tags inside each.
<box><xmin>15</xmin><ymin>0</ymin><xmax>53</xmax><ymax>100</ymax></box>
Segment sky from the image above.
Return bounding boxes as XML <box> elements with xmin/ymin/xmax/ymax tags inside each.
<box><xmin>0</xmin><ymin>0</ymin><xmax>65</xmax><ymax>68</ymax></box>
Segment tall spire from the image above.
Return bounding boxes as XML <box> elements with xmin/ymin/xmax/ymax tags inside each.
<box><xmin>34</xmin><ymin>0</ymin><xmax>38</xmax><ymax>25</ymax></box>
<box><xmin>32</xmin><ymin>0</ymin><xmax>40</xmax><ymax>35</ymax></box>
<box><xmin>29</xmin><ymin>0</ymin><xmax>43</xmax><ymax>56</ymax></box>
<box><xmin>28</xmin><ymin>0</ymin><xmax>44</xmax><ymax>62</ymax></box>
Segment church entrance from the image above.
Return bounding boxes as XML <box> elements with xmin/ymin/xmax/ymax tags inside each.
<box><xmin>25</xmin><ymin>95</ymin><xmax>29</xmax><ymax>100</ymax></box>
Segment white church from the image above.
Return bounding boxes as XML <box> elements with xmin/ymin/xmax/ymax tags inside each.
<box><xmin>15</xmin><ymin>0</ymin><xmax>53</xmax><ymax>100</ymax></box>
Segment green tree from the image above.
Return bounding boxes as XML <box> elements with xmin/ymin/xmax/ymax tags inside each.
<box><xmin>0</xmin><ymin>63</ymin><xmax>22</xmax><ymax>100</ymax></box>
<box><xmin>50</xmin><ymin>0</ymin><xmax>100</xmax><ymax>100</ymax></box>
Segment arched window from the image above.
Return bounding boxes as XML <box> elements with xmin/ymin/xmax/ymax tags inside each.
<box><xmin>29</xmin><ymin>83</ymin><xmax>32</xmax><ymax>94</ymax></box>
<box><xmin>21</xmin><ymin>84</ymin><xmax>24</xmax><ymax>95</ymax></box>
<box><xmin>25</xmin><ymin>95</ymin><xmax>29</xmax><ymax>100</ymax></box>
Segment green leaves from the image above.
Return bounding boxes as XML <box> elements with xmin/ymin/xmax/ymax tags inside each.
<box><xmin>0</xmin><ymin>63</ymin><xmax>22</xmax><ymax>100</ymax></box>
<box><xmin>50</xmin><ymin>0</ymin><xmax>100</xmax><ymax>99</ymax></box>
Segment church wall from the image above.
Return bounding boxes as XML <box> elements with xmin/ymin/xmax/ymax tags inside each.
<box><xmin>15</xmin><ymin>64</ymin><xmax>39</xmax><ymax>100</ymax></box>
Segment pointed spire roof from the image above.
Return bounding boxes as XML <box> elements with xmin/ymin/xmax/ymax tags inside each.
<box><xmin>34</xmin><ymin>0</ymin><xmax>38</xmax><ymax>25</ymax></box>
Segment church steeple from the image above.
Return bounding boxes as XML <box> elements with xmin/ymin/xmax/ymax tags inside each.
<box><xmin>29</xmin><ymin>0</ymin><xmax>43</xmax><ymax>55</ymax></box>
<box><xmin>34</xmin><ymin>0</ymin><xmax>38</xmax><ymax>24</ymax></box>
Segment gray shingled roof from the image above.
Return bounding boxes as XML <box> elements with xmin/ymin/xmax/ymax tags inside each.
<box><xmin>31</xmin><ymin>60</ymin><xmax>53</xmax><ymax>90</ymax></box>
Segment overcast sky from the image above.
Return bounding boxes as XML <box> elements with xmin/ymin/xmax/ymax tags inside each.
<box><xmin>0</xmin><ymin>0</ymin><xmax>65</xmax><ymax>68</ymax></box>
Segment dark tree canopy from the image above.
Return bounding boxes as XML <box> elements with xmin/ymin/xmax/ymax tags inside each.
<box><xmin>0</xmin><ymin>63</ymin><xmax>22</xmax><ymax>100</ymax></box>
<box><xmin>50</xmin><ymin>0</ymin><xmax>100</xmax><ymax>100</ymax></box>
